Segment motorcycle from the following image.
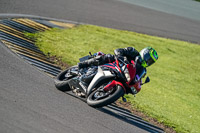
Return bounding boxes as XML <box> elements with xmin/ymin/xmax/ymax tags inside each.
<box><xmin>54</xmin><ymin>53</ymin><xmax>150</xmax><ymax>108</ymax></box>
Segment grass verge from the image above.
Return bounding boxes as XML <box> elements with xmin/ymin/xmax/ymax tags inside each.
<box><xmin>26</xmin><ymin>25</ymin><xmax>200</xmax><ymax>133</ymax></box>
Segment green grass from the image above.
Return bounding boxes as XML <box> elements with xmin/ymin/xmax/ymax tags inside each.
<box><xmin>27</xmin><ymin>25</ymin><xmax>200</xmax><ymax>133</ymax></box>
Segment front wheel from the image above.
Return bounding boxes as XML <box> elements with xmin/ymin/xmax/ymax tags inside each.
<box><xmin>87</xmin><ymin>85</ymin><xmax>125</xmax><ymax>108</ymax></box>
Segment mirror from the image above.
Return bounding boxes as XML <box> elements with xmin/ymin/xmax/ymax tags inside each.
<box><xmin>145</xmin><ymin>76</ymin><xmax>150</xmax><ymax>83</ymax></box>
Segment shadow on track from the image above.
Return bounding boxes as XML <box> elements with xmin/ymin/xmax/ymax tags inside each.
<box><xmin>99</xmin><ymin>104</ymin><xmax>164</xmax><ymax>133</ymax></box>
<box><xmin>66</xmin><ymin>91</ymin><xmax>164</xmax><ymax>133</ymax></box>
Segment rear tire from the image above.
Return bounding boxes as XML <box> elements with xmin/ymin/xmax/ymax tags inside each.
<box><xmin>54</xmin><ymin>65</ymin><xmax>78</xmax><ymax>92</ymax></box>
<box><xmin>87</xmin><ymin>85</ymin><xmax>124</xmax><ymax>108</ymax></box>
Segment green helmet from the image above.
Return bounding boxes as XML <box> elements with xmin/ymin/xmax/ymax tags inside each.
<box><xmin>140</xmin><ymin>47</ymin><xmax>158</xmax><ymax>67</ymax></box>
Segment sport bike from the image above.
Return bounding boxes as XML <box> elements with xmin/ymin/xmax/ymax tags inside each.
<box><xmin>54</xmin><ymin>53</ymin><xmax>150</xmax><ymax>108</ymax></box>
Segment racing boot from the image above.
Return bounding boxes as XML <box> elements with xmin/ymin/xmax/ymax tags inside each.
<box><xmin>78</xmin><ymin>61</ymin><xmax>89</xmax><ymax>69</ymax></box>
<box><xmin>78</xmin><ymin>56</ymin><xmax>100</xmax><ymax>69</ymax></box>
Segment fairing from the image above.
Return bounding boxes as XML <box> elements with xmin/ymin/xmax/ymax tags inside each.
<box><xmin>87</xmin><ymin>66</ymin><xmax>115</xmax><ymax>95</ymax></box>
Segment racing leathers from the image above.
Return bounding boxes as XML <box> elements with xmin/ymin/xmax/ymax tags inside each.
<box><xmin>114</xmin><ymin>47</ymin><xmax>140</xmax><ymax>63</ymax></box>
<box><xmin>78</xmin><ymin>47</ymin><xmax>144</xmax><ymax>94</ymax></box>
<box><xmin>78</xmin><ymin>47</ymin><xmax>140</xmax><ymax>68</ymax></box>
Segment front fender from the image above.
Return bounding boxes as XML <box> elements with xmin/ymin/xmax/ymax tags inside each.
<box><xmin>104</xmin><ymin>80</ymin><xmax>126</xmax><ymax>93</ymax></box>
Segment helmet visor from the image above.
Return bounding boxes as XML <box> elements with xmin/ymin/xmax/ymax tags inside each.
<box><xmin>146</xmin><ymin>57</ymin><xmax>155</xmax><ymax>66</ymax></box>
<box><xmin>144</xmin><ymin>53</ymin><xmax>155</xmax><ymax>66</ymax></box>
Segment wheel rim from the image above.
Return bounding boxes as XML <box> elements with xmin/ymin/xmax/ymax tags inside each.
<box><xmin>92</xmin><ymin>85</ymin><xmax>115</xmax><ymax>101</ymax></box>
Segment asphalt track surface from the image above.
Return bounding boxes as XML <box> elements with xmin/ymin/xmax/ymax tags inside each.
<box><xmin>0</xmin><ymin>0</ymin><xmax>200</xmax><ymax>44</ymax></box>
<box><xmin>0</xmin><ymin>42</ymin><xmax>155</xmax><ymax>133</ymax></box>
<box><xmin>0</xmin><ymin>0</ymin><xmax>199</xmax><ymax>133</ymax></box>
<box><xmin>118</xmin><ymin>0</ymin><xmax>200</xmax><ymax>21</ymax></box>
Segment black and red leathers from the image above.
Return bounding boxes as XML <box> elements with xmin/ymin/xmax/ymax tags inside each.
<box><xmin>78</xmin><ymin>47</ymin><xmax>140</xmax><ymax>68</ymax></box>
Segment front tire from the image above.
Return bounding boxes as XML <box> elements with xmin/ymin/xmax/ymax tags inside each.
<box><xmin>54</xmin><ymin>65</ymin><xmax>78</xmax><ymax>92</ymax></box>
<box><xmin>87</xmin><ymin>85</ymin><xmax>125</xmax><ymax>108</ymax></box>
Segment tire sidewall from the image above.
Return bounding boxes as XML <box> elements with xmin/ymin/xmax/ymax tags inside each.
<box><xmin>87</xmin><ymin>85</ymin><xmax>124</xmax><ymax>108</ymax></box>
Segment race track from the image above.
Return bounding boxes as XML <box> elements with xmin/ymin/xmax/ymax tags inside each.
<box><xmin>0</xmin><ymin>0</ymin><xmax>200</xmax><ymax>43</ymax></box>
<box><xmin>0</xmin><ymin>17</ymin><xmax>164</xmax><ymax>133</ymax></box>
<box><xmin>0</xmin><ymin>0</ymin><xmax>199</xmax><ymax>133</ymax></box>
<box><xmin>0</xmin><ymin>41</ymin><xmax>151</xmax><ymax>133</ymax></box>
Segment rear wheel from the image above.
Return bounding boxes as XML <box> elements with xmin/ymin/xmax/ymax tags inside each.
<box><xmin>87</xmin><ymin>83</ymin><xmax>124</xmax><ymax>108</ymax></box>
<box><xmin>54</xmin><ymin>65</ymin><xmax>78</xmax><ymax>91</ymax></box>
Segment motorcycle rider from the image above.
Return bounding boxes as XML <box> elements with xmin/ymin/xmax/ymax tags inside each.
<box><xmin>78</xmin><ymin>46</ymin><xmax>158</xmax><ymax>69</ymax></box>
<box><xmin>78</xmin><ymin>47</ymin><xmax>158</xmax><ymax>95</ymax></box>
